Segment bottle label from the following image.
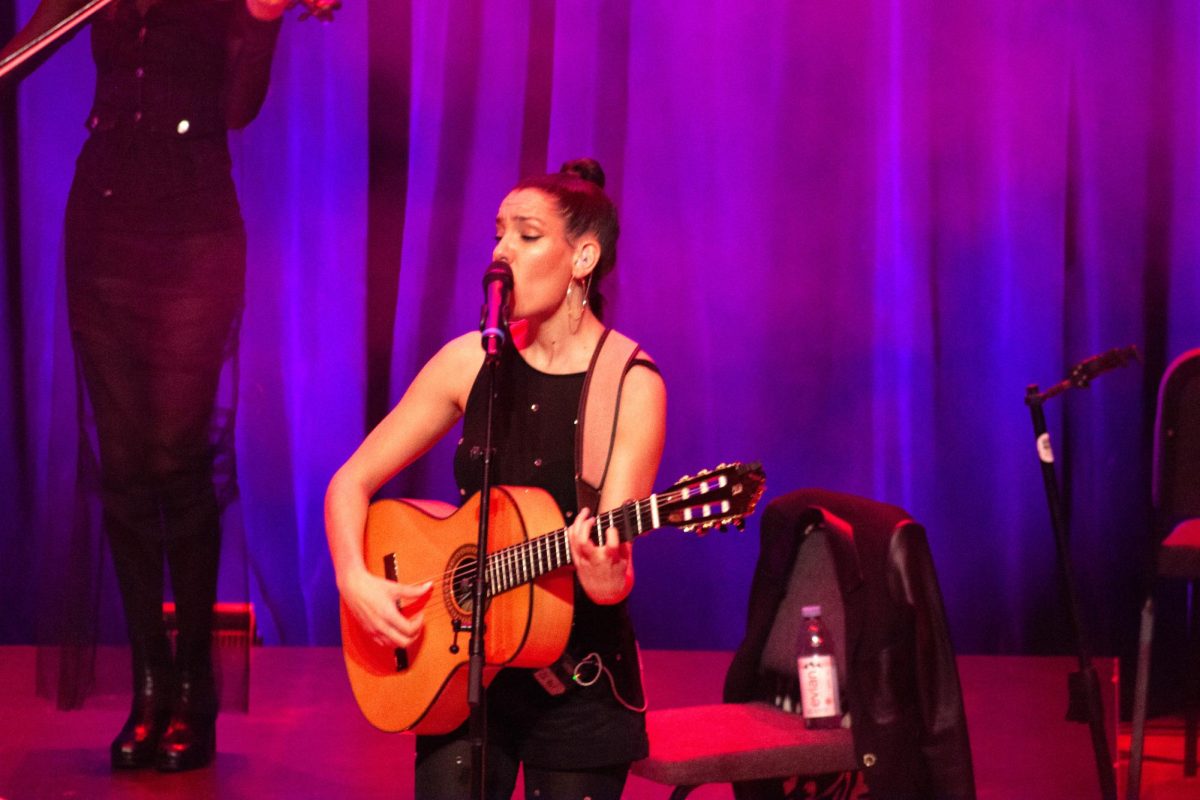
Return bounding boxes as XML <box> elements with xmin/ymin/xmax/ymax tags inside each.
<box><xmin>797</xmin><ymin>654</ymin><xmax>840</xmax><ymax>719</ymax></box>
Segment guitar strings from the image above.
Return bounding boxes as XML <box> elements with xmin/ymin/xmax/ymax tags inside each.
<box><xmin>382</xmin><ymin>486</ymin><xmax>723</xmax><ymax>629</ymax></box>
<box><xmin>396</xmin><ymin>488</ymin><xmax>677</xmax><ymax>591</ymax></box>
<box><xmin>390</xmin><ymin>523</ymin><xmax>572</xmax><ymax>628</ymax></box>
<box><xmin>397</xmin><ymin>529</ymin><xmax>572</xmax><ymax>628</ymax></box>
<box><xmin>392</xmin><ymin>485</ymin><xmax>710</xmax><ymax>591</ymax></box>
<box><xmin>398</xmin><ymin>512</ymin><xmax>611</xmax><ymax>628</ymax></box>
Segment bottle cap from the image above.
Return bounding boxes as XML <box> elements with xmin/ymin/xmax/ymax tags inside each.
<box><xmin>801</xmin><ymin>604</ymin><xmax>822</xmax><ymax>618</ymax></box>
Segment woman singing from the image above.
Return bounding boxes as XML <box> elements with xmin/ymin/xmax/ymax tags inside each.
<box><xmin>326</xmin><ymin>158</ymin><xmax>668</xmax><ymax>799</ymax></box>
<box><xmin>2</xmin><ymin>0</ymin><xmax>289</xmax><ymax>772</ymax></box>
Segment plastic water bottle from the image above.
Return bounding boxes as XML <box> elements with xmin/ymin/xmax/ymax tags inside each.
<box><xmin>796</xmin><ymin>604</ymin><xmax>842</xmax><ymax>729</ymax></box>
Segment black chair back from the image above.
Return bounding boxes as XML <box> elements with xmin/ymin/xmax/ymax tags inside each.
<box><xmin>1154</xmin><ymin>348</ymin><xmax>1200</xmax><ymax>523</ymax></box>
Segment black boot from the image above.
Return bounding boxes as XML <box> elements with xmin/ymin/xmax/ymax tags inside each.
<box><xmin>111</xmin><ymin>642</ymin><xmax>173</xmax><ymax>769</ymax></box>
<box><xmin>103</xmin><ymin>492</ymin><xmax>173</xmax><ymax>770</ymax></box>
<box><xmin>110</xmin><ymin>661</ymin><xmax>172</xmax><ymax>768</ymax></box>
<box><xmin>159</xmin><ymin>510</ymin><xmax>222</xmax><ymax>772</ymax></box>
<box><xmin>156</xmin><ymin>667</ymin><xmax>218</xmax><ymax>771</ymax></box>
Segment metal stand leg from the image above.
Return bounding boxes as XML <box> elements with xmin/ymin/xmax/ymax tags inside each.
<box><xmin>1129</xmin><ymin>596</ymin><xmax>1154</xmax><ymax>800</ymax></box>
<box><xmin>1186</xmin><ymin>580</ymin><xmax>1198</xmax><ymax>777</ymax></box>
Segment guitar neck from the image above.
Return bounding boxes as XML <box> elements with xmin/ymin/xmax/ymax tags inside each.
<box><xmin>485</xmin><ymin>493</ymin><xmax>663</xmax><ymax>598</ymax></box>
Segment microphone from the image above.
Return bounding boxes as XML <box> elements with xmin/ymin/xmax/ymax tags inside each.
<box><xmin>480</xmin><ymin>261</ymin><xmax>513</xmax><ymax>360</ymax></box>
<box><xmin>1026</xmin><ymin>344</ymin><xmax>1141</xmax><ymax>406</ymax></box>
<box><xmin>1068</xmin><ymin>345</ymin><xmax>1140</xmax><ymax>388</ymax></box>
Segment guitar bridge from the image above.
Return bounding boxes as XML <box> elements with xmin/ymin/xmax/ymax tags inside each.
<box><xmin>383</xmin><ymin>552</ymin><xmax>409</xmax><ymax>672</ymax></box>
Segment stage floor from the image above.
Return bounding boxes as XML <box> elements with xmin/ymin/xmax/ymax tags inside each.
<box><xmin>0</xmin><ymin>646</ymin><xmax>1195</xmax><ymax>799</ymax></box>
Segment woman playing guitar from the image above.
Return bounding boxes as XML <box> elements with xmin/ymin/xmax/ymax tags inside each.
<box><xmin>326</xmin><ymin>158</ymin><xmax>668</xmax><ymax>800</ymax></box>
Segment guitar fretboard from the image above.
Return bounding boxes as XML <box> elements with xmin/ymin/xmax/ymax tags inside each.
<box><xmin>485</xmin><ymin>494</ymin><xmax>663</xmax><ymax>597</ymax></box>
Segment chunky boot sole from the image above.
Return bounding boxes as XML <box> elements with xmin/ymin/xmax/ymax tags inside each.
<box><xmin>111</xmin><ymin>741</ymin><xmax>158</xmax><ymax>769</ymax></box>
<box><xmin>110</xmin><ymin>694</ymin><xmax>172</xmax><ymax>770</ymax></box>
<box><xmin>156</xmin><ymin>723</ymin><xmax>216</xmax><ymax>772</ymax></box>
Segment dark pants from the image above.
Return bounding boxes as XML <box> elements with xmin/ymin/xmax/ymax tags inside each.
<box><xmin>65</xmin><ymin>223</ymin><xmax>245</xmax><ymax>676</ymax></box>
<box><xmin>415</xmin><ymin>734</ymin><xmax>629</xmax><ymax>800</ymax></box>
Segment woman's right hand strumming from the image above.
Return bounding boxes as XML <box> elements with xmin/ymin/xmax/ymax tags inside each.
<box><xmin>338</xmin><ymin>568</ymin><xmax>432</xmax><ymax>649</ymax></box>
<box><xmin>324</xmin><ymin>334</ymin><xmax>478</xmax><ymax>651</ymax></box>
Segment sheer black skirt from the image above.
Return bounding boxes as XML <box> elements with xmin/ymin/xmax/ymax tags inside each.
<box><xmin>63</xmin><ymin>219</ymin><xmax>245</xmax><ymax>677</ymax></box>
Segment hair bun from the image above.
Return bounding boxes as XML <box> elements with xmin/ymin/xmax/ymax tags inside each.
<box><xmin>559</xmin><ymin>158</ymin><xmax>606</xmax><ymax>189</ymax></box>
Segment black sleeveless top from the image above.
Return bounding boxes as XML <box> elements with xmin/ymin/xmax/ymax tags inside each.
<box><xmin>449</xmin><ymin>342</ymin><xmax>649</xmax><ymax>769</ymax></box>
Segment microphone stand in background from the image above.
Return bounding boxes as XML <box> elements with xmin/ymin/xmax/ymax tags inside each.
<box><xmin>1024</xmin><ymin>344</ymin><xmax>1139</xmax><ymax>800</ymax></box>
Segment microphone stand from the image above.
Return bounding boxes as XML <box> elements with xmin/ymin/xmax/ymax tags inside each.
<box><xmin>1024</xmin><ymin>344</ymin><xmax>1138</xmax><ymax>800</ymax></box>
<box><xmin>0</xmin><ymin>0</ymin><xmax>117</xmax><ymax>82</ymax></box>
<box><xmin>468</xmin><ymin>266</ymin><xmax>510</xmax><ymax>800</ymax></box>
<box><xmin>467</xmin><ymin>348</ymin><xmax>497</xmax><ymax>800</ymax></box>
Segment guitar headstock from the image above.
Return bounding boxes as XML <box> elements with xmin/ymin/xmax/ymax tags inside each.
<box><xmin>660</xmin><ymin>462</ymin><xmax>766</xmax><ymax>534</ymax></box>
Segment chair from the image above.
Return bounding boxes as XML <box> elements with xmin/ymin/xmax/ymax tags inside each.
<box><xmin>632</xmin><ymin>489</ymin><xmax>975</xmax><ymax>799</ymax></box>
<box><xmin>1129</xmin><ymin>348</ymin><xmax>1200</xmax><ymax>800</ymax></box>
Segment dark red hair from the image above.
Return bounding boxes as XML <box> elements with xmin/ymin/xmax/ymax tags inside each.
<box><xmin>514</xmin><ymin>158</ymin><xmax>618</xmax><ymax>319</ymax></box>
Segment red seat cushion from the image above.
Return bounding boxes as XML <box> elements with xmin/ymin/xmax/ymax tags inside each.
<box><xmin>1160</xmin><ymin>519</ymin><xmax>1200</xmax><ymax>579</ymax></box>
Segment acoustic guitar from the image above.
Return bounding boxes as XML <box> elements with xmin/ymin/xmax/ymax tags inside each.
<box><xmin>340</xmin><ymin>461</ymin><xmax>766</xmax><ymax>733</ymax></box>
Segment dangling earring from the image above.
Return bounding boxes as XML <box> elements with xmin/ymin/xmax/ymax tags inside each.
<box><xmin>566</xmin><ymin>276</ymin><xmax>590</xmax><ymax>332</ymax></box>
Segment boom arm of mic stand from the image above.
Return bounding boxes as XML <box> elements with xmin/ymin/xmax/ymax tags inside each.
<box><xmin>1025</xmin><ymin>345</ymin><xmax>1140</xmax><ymax>406</ymax></box>
<box><xmin>0</xmin><ymin>0</ymin><xmax>118</xmax><ymax>82</ymax></box>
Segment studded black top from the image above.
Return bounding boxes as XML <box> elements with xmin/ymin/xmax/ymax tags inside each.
<box><xmin>448</xmin><ymin>341</ymin><xmax>651</xmax><ymax>769</ymax></box>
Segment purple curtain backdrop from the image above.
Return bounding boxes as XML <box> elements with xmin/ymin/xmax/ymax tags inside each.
<box><xmin>2</xmin><ymin>0</ymin><xmax>1199</xmax><ymax>683</ymax></box>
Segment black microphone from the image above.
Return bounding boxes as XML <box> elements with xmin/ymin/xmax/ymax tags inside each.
<box><xmin>480</xmin><ymin>261</ymin><xmax>513</xmax><ymax>360</ymax></box>
<box><xmin>1068</xmin><ymin>345</ymin><xmax>1140</xmax><ymax>388</ymax></box>
<box><xmin>1026</xmin><ymin>344</ymin><xmax>1141</xmax><ymax>406</ymax></box>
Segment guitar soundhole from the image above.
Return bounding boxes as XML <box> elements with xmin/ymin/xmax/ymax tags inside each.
<box><xmin>446</xmin><ymin>547</ymin><xmax>477</xmax><ymax>619</ymax></box>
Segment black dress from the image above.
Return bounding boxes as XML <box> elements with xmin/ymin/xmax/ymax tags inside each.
<box><xmin>416</xmin><ymin>343</ymin><xmax>649</xmax><ymax>780</ymax></box>
<box><xmin>63</xmin><ymin>0</ymin><xmax>280</xmax><ymax>681</ymax></box>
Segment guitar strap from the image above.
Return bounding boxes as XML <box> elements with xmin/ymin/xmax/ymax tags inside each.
<box><xmin>574</xmin><ymin>328</ymin><xmax>642</xmax><ymax>516</ymax></box>
<box><xmin>531</xmin><ymin>328</ymin><xmax>644</xmax><ymax>701</ymax></box>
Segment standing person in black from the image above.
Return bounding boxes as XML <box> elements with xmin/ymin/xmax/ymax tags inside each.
<box><xmin>1</xmin><ymin>0</ymin><xmax>288</xmax><ymax>772</ymax></box>
<box><xmin>326</xmin><ymin>159</ymin><xmax>668</xmax><ymax>800</ymax></box>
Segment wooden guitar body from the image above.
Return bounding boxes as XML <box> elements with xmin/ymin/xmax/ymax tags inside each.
<box><xmin>339</xmin><ymin>462</ymin><xmax>766</xmax><ymax>735</ymax></box>
<box><xmin>340</xmin><ymin>486</ymin><xmax>573</xmax><ymax>734</ymax></box>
